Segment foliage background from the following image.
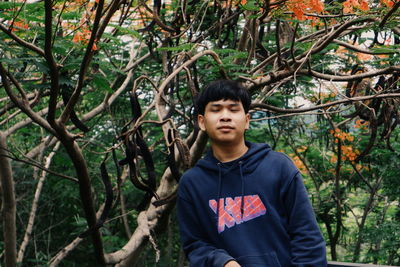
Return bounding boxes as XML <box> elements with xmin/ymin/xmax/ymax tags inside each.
<box><xmin>0</xmin><ymin>0</ymin><xmax>399</xmax><ymax>266</ymax></box>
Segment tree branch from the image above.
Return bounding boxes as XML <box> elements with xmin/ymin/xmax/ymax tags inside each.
<box><xmin>59</xmin><ymin>0</ymin><xmax>106</xmax><ymax>125</ymax></box>
<box><xmin>44</xmin><ymin>0</ymin><xmax>61</xmax><ymax>126</ymax></box>
<box><xmin>154</xmin><ymin>50</ymin><xmax>227</xmax><ymax>143</ymax></box>
<box><xmin>251</xmin><ymin>93</ymin><xmax>400</xmax><ymax>114</ymax></box>
<box><xmin>0</xmin><ymin>151</ymin><xmax>78</xmax><ymax>183</ymax></box>
<box><xmin>298</xmin><ymin>17</ymin><xmax>377</xmax><ymax>61</ymax></box>
<box><xmin>0</xmin><ymin>62</ymin><xmax>57</xmax><ymax>136</ymax></box>
<box><xmin>48</xmin><ymin>236</ymin><xmax>83</xmax><ymax>267</ymax></box>
<box><xmin>379</xmin><ymin>1</ymin><xmax>400</xmax><ymax>28</ymax></box>
<box><xmin>333</xmin><ymin>39</ymin><xmax>399</xmax><ymax>55</ymax></box>
<box><xmin>300</xmin><ymin>65</ymin><xmax>400</xmax><ymax>81</ymax></box>
<box><xmin>4</xmin><ymin>102</ymin><xmax>63</xmax><ymax>137</ymax></box>
<box><xmin>0</xmin><ymin>23</ymin><xmax>45</xmax><ymax>57</ymax></box>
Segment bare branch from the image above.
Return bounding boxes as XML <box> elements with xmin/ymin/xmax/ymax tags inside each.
<box><xmin>393</xmin><ymin>26</ymin><xmax>400</xmax><ymax>36</ymax></box>
<box><xmin>251</xmin><ymin>93</ymin><xmax>400</xmax><ymax>114</ymax></box>
<box><xmin>142</xmin><ymin>2</ymin><xmax>176</xmax><ymax>33</ymax></box>
<box><xmin>44</xmin><ymin>0</ymin><xmax>61</xmax><ymax>126</ymax></box>
<box><xmin>350</xmin><ymin>162</ymin><xmax>373</xmax><ymax>191</ymax></box>
<box><xmin>276</xmin><ymin>19</ymin><xmax>283</xmax><ymax>67</ymax></box>
<box><xmin>3</xmin><ymin>103</ymin><xmax>62</xmax><ymax>137</ymax></box>
<box><xmin>300</xmin><ymin>66</ymin><xmax>400</xmax><ymax>81</ymax></box>
<box><xmin>299</xmin><ymin>17</ymin><xmax>377</xmax><ymax>61</ymax></box>
<box><xmin>0</xmin><ymin>91</ymin><xmax>46</xmax><ymax>117</ymax></box>
<box><xmin>48</xmin><ymin>236</ymin><xmax>83</xmax><ymax>267</ymax></box>
<box><xmin>155</xmin><ymin>50</ymin><xmax>227</xmax><ymax>142</ymax></box>
<box><xmin>250</xmin><ymin>22</ymin><xmax>361</xmax><ymax>74</ymax></box>
<box><xmin>379</xmin><ymin>1</ymin><xmax>400</xmax><ymax>28</ymax></box>
<box><xmin>333</xmin><ymin>39</ymin><xmax>399</xmax><ymax>55</ymax></box>
<box><xmin>59</xmin><ymin>0</ymin><xmax>106</xmax><ymax>125</ymax></box>
<box><xmin>0</xmin><ymin>62</ymin><xmax>56</xmax><ymax>136</ymax></box>
<box><xmin>0</xmin><ymin>23</ymin><xmax>45</xmax><ymax>57</ymax></box>
<box><xmin>97</xmin><ymin>0</ymin><xmax>123</xmax><ymax>38</ymax></box>
<box><xmin>193</xmin><ymin>10</ymin><xmax>241</xmax><ymax>43</ymax></box>
<box><xmin>0</xmin><ymin>151</ymin><xmax>78</xmax><ymax>183</ymax></box>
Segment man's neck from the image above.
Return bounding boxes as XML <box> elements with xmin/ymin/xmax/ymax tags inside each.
<box><xmin>211</xmin><ymin>140</ymin><xmax>248</xmax><ymax>163</ymax></box>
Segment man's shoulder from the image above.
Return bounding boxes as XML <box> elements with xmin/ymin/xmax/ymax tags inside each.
<box><xmin>179</xmin><ymin>165</ymin><xmax>205</xmax><ymax>185</ymax></box>
<box><xmin>255</xmin><ymin>148</ymin><xmax>295</xmax><ymax>166</ymax></box>
<box><xmin>255</xmin><ymin>149</ymin><xmax>299</xmax><ymax>177</ymax></box>
<box><xmin>267</xmin><ymin>150</ymin><xmax>294</xmax><ymax>162</ymax></box>
<box><xmin>178</xmin><ymin>165</ymin><xmax>208</xmax><ymax>201</ymax></box>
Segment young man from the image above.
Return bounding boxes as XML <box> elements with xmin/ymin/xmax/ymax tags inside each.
<box><xmin>177</xmin><ymin>80</ymin><xmax>327</xmax><ymax>267</ymax></box>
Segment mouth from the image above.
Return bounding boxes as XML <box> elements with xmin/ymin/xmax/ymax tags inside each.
<box><xmin>218</xmin><ymin>126</ymin><xmax>234</xmax><ymax>130</ymax></box>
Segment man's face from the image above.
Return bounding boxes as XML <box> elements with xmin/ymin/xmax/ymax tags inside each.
<box><xmin>198</xmin><ymin>99</ymin><xmax>250</xmax><ymax>145</ymax></box>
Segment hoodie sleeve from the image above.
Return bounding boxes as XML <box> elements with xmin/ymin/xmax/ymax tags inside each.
<box><xmin>177</xmin><ymin>195</ymin><xmax>234</xmax><ymax>267</ymax></box>
<box><xmin>284</xmin><ymin>172</ymin><xmax>327</xmax><ymax>266</ymax></box>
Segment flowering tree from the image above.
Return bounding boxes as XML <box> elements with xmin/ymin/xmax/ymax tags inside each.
<box><xmin>0</xmin><ymin>0</ymin><xmax>399</xmax><ymax>266</ymax></box>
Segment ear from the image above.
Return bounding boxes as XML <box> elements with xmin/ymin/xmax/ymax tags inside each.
<box><xmin>245</xmin><ymin>113</ymin><xmax>250</xmax><ymax>130</ymax></box>
<box><xmin>198</xmin><ymin>114</ymin><xmax>206</xmax><ymax>131</ymax></box>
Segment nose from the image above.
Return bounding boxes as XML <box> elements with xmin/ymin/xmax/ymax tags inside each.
<box><xmin>220</xmin><ymin>109</ymin><xmax>231</xmax><ymax>121</ymax></box>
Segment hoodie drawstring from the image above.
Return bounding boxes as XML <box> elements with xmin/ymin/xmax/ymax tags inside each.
<box><xmin>216</xmin><ymin>161</ymin><xmax>245</xmax><ymax>226</ymax></box>
<box><xmin>239</xmin><ymin>161</ymin><xmax>245</xmax><ymax>219</ymax></box>
<box><xmin>216</xmin><ymin>163</ymin><xmax>222</xmax><ymax>225</ymax></box>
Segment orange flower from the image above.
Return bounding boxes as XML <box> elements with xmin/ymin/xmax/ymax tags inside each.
<box><xmin>310</xmin><ymin>0</ymin><xmax>324</xmax><ymax>12</ymax></box>
<box><xmin>293</xmin><ymin>156</ymin><xmax>307</xmax><ymax>173</ymax></box>
<box><xmin>286</xmin><ymin>0</ymin><xmax>324</xmax><ymax>20</ymax></box>
<box><xmin>73</xmin><ymin>31</ymin><xmax>84</xmax><ymax>43</ymax></box>
<box><xmin>357</xmin><ymin>52</ymin><xmax>372</xmax><ymax>61</ymax></box>
<box><xmin>343</xmin><ymin>0</ymin><xmax>353</xmax><ymax>13</ymax></box>
<box><xmin>343</xmin><ymin>0</ymin><xmax>370</xmax><ymax>13</ymax></box>
<box><xmin>92</xmin><ymin>42</ymin><xmax>98</xmax><ymax>51</ymax></box>
<box><xmin>354</xmin><ymin>119</ymin><xmax>369</xmax><ymax>130</ymax></box>
<box><xmin>9</xmin><ymin>19</ymin><xmax>29</xmax><ymax>32</ymax></box>
<box><xmin>296</xmin><ymin>145</ymin><xmax>308</xmax><ymax>153</ymax></box>
<box><xmin>381</xmin><ymin>0</ymin><xmax>394</xmax><ymax>7</ymax></box>
<box><xmin>330</xmin><ymin>154</ymin><xmax>337</xmax><ymax>164</ymax></box>
<box><xmin>359</xmin><ymin>0</ymin><xmax>369</xmax><ymax>11</ymax></box>
<box><xmin>72</xmin><ymin>28</ymin><xmax>93</xmax><ymax>46</ymax></box>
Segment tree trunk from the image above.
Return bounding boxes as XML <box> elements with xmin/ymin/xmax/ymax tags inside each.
<box><xmin>0</xmin><ymin>132</ymin><xmax>17</xmax><ymax>267</ymax></box>
<box><xmin>352</xmin><ymin>176</ymin><xmax>382</xmax><ymax>262</ymax></box>
<box><xmin>62</xmin><ymin>139</ymin><xmax>105</xmax><ymax>265</ymax></box>
<box><xmin>17</xmin><ymin>142</ymin><xmax>60</xmax><ymax>264</ymax></box>
<box><xmin>105</xmin><ymin>131</ymin><xmax>208</xmax><ymax>265</ymax></box>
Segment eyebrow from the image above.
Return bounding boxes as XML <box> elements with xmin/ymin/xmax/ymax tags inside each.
<box><xmin>209</xmin><ymin>103</ymin><xmax>240</xmax><ymax>108</ymax></box>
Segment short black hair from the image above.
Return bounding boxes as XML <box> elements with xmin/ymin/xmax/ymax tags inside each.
<box><xmin>195</xmin><ymin>80</ymin><xmax>251</xmax><ymax>115</ymax></box>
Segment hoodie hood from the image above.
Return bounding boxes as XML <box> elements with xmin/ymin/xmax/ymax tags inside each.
<box><xmin>196</xmin><ymin>141</ymin><xmax>272</xmax><ymax>174</ymax></box>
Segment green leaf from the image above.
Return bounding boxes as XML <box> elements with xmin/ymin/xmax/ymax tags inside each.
<box><xmin>92</xmin><ymin>74</ymin><xmax>112</xmax><ymax>92</ymax></box>
<box><xmin>370</xmin><ymin>47</ymin><xmax>400</xmax><ymax>54</ymax></box>
<box><xmin>240</xmin><ymin>0</ymin><xmax>260</xmax><ymax>11</ymax></box>
<box><xmin>0</xmin><ymin>2</ymin><xmax>24</xmax><ymax>9</ymax></box>
<box><xmin>157</xmin><ymin>43</ymin><xmax>194</xmax><ymax>52</ymax></box>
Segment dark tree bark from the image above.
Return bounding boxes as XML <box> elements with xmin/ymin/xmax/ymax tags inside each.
<box><xmin>0</xmin><ymin>132</ymin><xmax>17</xmax><ymax>267</ymax></box>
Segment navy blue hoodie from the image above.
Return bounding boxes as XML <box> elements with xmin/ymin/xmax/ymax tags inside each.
<box><xmin>177</xmin><ymin>142</ymin><xmax>327</xmax><ymax>267</ymax></box>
